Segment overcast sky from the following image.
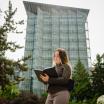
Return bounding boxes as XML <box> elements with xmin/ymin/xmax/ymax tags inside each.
<box><xmin>0</xmin><ymin>0</ymin><xmax>104</xmax><ymax>64</ymax></box>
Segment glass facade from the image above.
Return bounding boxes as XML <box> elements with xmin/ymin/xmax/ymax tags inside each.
<box><xmin>21</xmin><ymin>1</ymin><xmax>91</xmax><ymax>96</ymax></box>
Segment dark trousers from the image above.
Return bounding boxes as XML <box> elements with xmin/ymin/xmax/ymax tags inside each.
<box><xmin>45</xmin><ymin>90</ymin><xmax>70</xmax><ymax>104</ymax></box>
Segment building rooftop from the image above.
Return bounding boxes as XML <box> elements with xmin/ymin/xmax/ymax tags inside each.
<box><xmin>23</xmin><ymin>1</ymin><xmax>89</xmax><ymax>18</ymax></box>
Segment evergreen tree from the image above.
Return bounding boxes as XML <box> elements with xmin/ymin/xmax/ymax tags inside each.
<box><xmin>91</xmin><ymin>54</ymin><xmax>104</xmax><ymax>97</ymax></box>
<box><xmin>72</xmin><ymin>59</ymin><xmax>91</xmax><ymax>101</ymax></box>
<box><xmin>0</xmin><ymin>1</ymin><xmax>29</xmax><ymax>91</ymax></box>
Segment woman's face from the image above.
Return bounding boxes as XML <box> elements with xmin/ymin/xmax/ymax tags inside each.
<box><xmin>53</xmin><ymin>51</ymin><xmax>62</xmax><ymax>65</ymax></box>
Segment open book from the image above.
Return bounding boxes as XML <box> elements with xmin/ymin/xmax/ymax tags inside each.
<box><xmin>34</xmin><ymin>67</ymin><xmax>74</xmax><ymax>91</ymax></box>
<box><xmin>34</xmin><ymin>70</ymin><xmax>45</xmax><ymax>82</ymax></box>
<box><xmin>34</xmin><ymin>67</ymin><xmax>58</xmax><ymax>82</ymax></box>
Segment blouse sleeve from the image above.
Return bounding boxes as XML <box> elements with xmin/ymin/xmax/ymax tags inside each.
<box><xmin>48</xmin><ymin>64</ymin><xmax>71</xmax><ymax>85</ymax></box>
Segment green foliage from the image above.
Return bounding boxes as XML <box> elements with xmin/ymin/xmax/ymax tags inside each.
<box><xmin>69</xmin><ymin>97</ymin><xmax>97</xmax><ymax>104</ymax></box>
<box><xmin>71</xmin><ymin>59</ymin><xmax>91</xmax><ymax>101</ymax></box>
<box><xmin>41</xmin><ymin>92</ymin><xmax>48</xmax><ymax>97</ymax></box>
<box><xmin>0</xmin><ymin>1</ymin><xmax>23</xmax><ymax>57</ymax></box>
<box><xmin>39</xmin><ymin>92</ymin><xmax>48</xmax><ymax>104</ymax></box>
<box><xmin>0</xmin><ymin>83</ymin><xmax>20</xmax><ymax>100</ymax></box>
<box><xmin>90</xmin><ymin>54</ymin><xmax>104</xmax><ymax>98</ymax></box>
<box><xmin>69</xmin><ymin>100</ymin><xmax>87</xmax><ymax>104</ymax></box>
<box><xmin>70</xmin><ymin>54</ymin><xmax>104</xmax><ymax>104</ymax></box>
<box><xmin>0</xmin><ymin>0</ymin><xmax>30</xmax><ymax>92</ymax></box>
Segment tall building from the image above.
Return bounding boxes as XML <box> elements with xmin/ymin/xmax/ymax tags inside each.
<box><xmin>21</xmin><ymin>1</ymin><xmax>91</xmax><ymax>96</ymax></box>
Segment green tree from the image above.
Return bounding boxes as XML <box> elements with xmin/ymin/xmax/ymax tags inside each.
<box><xmin>0</xmin><ymin>1</ymin><xmax>29</xmax><ymax>92</ymax></box>
<box><xmin>91</xmin><ymin>54</ymin><xmax>104</xmax><ymax>98</ymax></box>
<box><xmin>72</xmin><ymin>59</ymin><xmax>91</xmax><ymax>102</ymax></box>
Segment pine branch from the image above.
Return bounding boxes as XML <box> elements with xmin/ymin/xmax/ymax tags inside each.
<box><xmin>0</xmin><ymin>1</ymin><xmax>29</xmax><ymax>91</ymax></box>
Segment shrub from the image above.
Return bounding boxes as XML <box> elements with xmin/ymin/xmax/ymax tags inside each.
<box><xmin>10</xmin><ymin>92</ymin><xmax>40</xmax><ymax>104</ymax></box>
<box><xmin>39</xmin><ymin>92</ymin><xmax>48</xmax><ymax>104</ymax></box>
<box><xmin>0</xmin><ymin>84</ymin><xmax>20</xmax><ymax>100</ymax></box>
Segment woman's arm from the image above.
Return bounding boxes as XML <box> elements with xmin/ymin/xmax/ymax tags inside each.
<box><xmin>48</xmin><ymin>64</ymin><xmax>71</xmax><ymax>85</ymax></box>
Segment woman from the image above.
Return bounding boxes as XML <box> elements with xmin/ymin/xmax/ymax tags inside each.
<box><xmin>40</xmin><ymin>48</ymin><xmax>72</xmax><ymax>104</ymax></box>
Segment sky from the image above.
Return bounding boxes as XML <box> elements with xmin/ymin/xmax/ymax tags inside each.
<box><xmin>0</xmin><ymin>0</ymin><xmax>104</xmax><ymax>65</ymax></box>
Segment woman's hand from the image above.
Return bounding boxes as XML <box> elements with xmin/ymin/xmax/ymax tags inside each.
<box><xmin>40</xmin><ymin>73</ymin><xmax>49</xmax><ymax>82</ymax></box>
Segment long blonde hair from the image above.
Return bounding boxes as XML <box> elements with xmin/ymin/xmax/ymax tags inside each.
<box><xmin>52</xmin><ymin>48</ymin><xmax>72</xmax><ymax>78</ymax></box>
<box><xmin>52</xmin><ymin>48</ymin><xmax>70</xmax><ymax>65</ymax></box>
